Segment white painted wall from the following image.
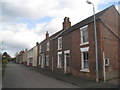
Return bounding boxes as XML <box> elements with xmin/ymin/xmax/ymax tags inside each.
<box><xmin>27</xmin><ymin>46</ymin><xmax>38</xmax><ymax>66</ymax></box>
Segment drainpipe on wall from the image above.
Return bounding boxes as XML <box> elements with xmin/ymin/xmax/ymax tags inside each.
<box><xmin>103</xmin><ymin>52</ymin><xmax>106</xmax><ymax>82</ymax></box>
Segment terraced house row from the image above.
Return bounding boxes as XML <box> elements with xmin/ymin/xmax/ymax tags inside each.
<box><xmin>16</xmin><ymin>5</ymin><xmax>120</xmax><ymax>82</ymax></box>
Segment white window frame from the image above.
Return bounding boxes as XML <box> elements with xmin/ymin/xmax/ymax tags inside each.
<box><xmin>57</xmin><ymin>51</ymin><xmax>62</xmax><ymax>68</ymax></box>
<box><xmin>46</xmin><ymin>55</ymin><xmax>49</xmax><ymax>66</ymax></box>
<box><xmin>80</xmin><ymin>25</ymin><xmax>89</xmax><ymax>46</ymax></box>
<box><xmin>39</xmin><ymin>55</ymin><xmax>41</xmax><ymax>65</ymax></box>
<box><xmin>58</xmin><ymin>37</ymin><xmax>62</xmax><ymax>50</ymax></box>
<box><xmin>46</xmin><ymin>42</ymin><xmax>50</xmax><ymax>51</ymax></box>
<box><xmin>80</xmin><ymin>47</ymin><xmax>90</xmax><ymax>72</ymax></box>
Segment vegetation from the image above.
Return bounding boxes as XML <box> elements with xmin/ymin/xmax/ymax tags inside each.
<box><xmin>2</xmin><ymin>52</ymin><xmax>12</xmax><ymax>76</ymax></box>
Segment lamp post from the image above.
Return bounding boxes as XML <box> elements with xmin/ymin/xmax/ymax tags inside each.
<box><xmin>86</xmin><ymin>0</ymin><xmax>99</xmax><ymax>82</ymax></box>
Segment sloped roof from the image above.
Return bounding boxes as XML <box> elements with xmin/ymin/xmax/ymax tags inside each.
<box><xmin>39</xmin><ymin>29</ymin><xmax>63</xmax><ymax>45</ymax></box>
<box><xmin>38</xmin><ymin>5</ymin><xmax>117</xmax><ymax>45</ymax></box>
<box><xmin>62</xmin><ymin>5</ymin><xmax>116</xmax><ymax>35</ymax></box>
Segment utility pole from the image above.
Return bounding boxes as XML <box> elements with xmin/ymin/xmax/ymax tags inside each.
<box><xmin>86</xmin><ymin>0</ymin><xmax>99</xmax><ymax>82</ymax></box>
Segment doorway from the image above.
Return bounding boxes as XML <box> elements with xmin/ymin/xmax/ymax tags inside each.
<box><xmin>64</xmin><ymin>50</ymin><xmax>70</xmax><ymax>74</ymax></box>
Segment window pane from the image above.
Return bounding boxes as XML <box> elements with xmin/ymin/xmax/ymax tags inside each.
<box><xmin>82</xmin><ymin>52</ymin><xmax>89</xmax><ymax>69</ymax></box>
<box><xmin>46</xmin><ymin>55</ymin><xmax>49</xmax><ymax>66</ymax></box>
<box><xmin>59</xmin><ymin>54</ymin><xmax>62</xmax><ymax>68</ymax></box>
<box><xmin>58</xmin><ymin>37</ymin><xmax>62</xmax><ymax>49</ymax></box>
<box><xmin>47</xmin><ymin>42</ymin><xmax>50</xmax><ymax>51</ymax></box>
<box><xmin>83</xmin><ymin>52</ymin><xmax>86</xmax><ymax>60</ymax></box>
<box><xmin>81</xmin><ymin>26</ymin><xmax>88</xmax><ymax>43</ymax></box>
<box><xmin>84</xmin><ymin>61</ymin><xmax>89</xmax><ymax>68</ymax></box>
<box><xmin>66</xmin><ymin>53</ymin><xmax>70</xmax><ymax>66</ymax></box>
<box><xmin>57</xmin><ymin>53</ymin><xmax>62</xmax><ymax>68</ymax></box>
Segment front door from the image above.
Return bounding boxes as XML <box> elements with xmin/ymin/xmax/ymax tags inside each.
<box><xmin>64</xmin><ymin>50</ymin><xmax>70</xmax><ymax>74</ymax></box>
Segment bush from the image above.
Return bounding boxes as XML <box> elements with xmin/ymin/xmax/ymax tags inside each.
<box><xmin>2</xmin><ymin>59</ymin><xmax>8</xmax><ymax>64</ymax></box>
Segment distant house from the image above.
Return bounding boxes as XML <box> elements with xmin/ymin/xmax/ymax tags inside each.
<box><xmin>22</xmin><ymin>49</ymin><xmax>28</xmax><ymax>65</ymax></box>
<box><xmin>27</xmin><ymin>43</ymin><xmax>39</xmax><ymax>66</ymax></box>
<box><xmin>37</xmin><ymin>5</ymin><xmax>120</xmax><ymax>81</ymax></box>
<box><xmin>16</xmin><ymin>50</ymin><xmax>24</xmax><ymax>64</ymax></box>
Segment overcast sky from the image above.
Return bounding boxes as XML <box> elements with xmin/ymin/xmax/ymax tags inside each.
<box><xmin>0</xmin><ymin>0</ymin><xmax>119</xmax><ymax>57</ymax></box>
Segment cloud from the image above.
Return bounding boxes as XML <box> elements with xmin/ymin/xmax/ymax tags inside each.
<box><xmin>1</xmin><ymin>0</ymin><xmax>119</xmax><ymax>57</ymax></box>
<box><xmin>0</xmin><ymin>22</ymin><xmax>45</xmax><ymax>57</ymax></box>
<box><xmin>1</xmin><ymin>0</ymin><xmax>98</xmax><ymax>23</ymax></box>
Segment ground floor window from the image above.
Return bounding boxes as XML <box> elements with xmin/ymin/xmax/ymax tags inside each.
<box><xmin>46</xmin><ymin>55</ymin><xmax>49</xmax><ymax>66</ymax></box>
<box><xmin>66</xmin><ymin>53</ymin><xmax>70</xmax><ymax>66</ymax></box>
<box><xmin>82</xmin><ymin>52</ymin><xmax>89</xmax><ymax>69</ymax></box>
<box><xmin>57</xmin><ymin>52</ymin><xmax>62</xmax><ymax>68</ymax></box>
<box><xmin>29</xmin><ymin>58</ymin><xmax>33</xmax><ymax>63</ymax></box>
<box><xmin>80</xmin><ymin>47</ymin><xmax>90</xmax><ymax>72</ymax></box>
<box><xmin>39</xmin><ymin>55</ymin><xmax>42</xmax><ymax>65</ymax></box>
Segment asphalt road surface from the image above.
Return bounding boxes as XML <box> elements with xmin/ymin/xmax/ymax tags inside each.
<box><xmin>3</xmin><ymin>62</ymin><xmax>80</xmax><ymax>88</ymax></box>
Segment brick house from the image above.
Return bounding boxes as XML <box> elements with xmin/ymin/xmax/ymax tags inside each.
<box><xmin>38</xmin><ymin>30</ymin><xmax>63</xmax><ymax>71</ymax></box>
<box><xmin>38</xmin><ymin>5</ymin><xmax>119</xmax><ymax>81</ymax></box>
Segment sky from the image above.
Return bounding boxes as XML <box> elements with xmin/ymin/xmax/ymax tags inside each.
<box><xmin>0</xmin><ymin>0</ymin><xmax>120</xmax><ymax>57</ymax></box>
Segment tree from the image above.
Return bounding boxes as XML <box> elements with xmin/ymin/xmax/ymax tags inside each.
<box><xmin>2</xmin><ymin>52</ymin><xmax>11</xmax><ymax>63</ymax></box>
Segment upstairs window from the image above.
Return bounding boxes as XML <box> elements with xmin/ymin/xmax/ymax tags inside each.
<box><xmin>58</xmin><ymin>37</ymin><xmax>62</xmax><ymax>50</ymax></box>
<box><xmin>80</xmin><ymin>25</ymin><xmax>88</xmax><ymax>44</ymax></box>
<box><xmin>46</xmin><ymin>42</ymin><xmax>50</xmax><ymax>51</ymax></box>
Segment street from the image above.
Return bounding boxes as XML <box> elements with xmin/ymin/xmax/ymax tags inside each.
<box><xmin>2</xmin><ymin>63</ymin><xmax>80</xmax><ymax>88</ymax></box>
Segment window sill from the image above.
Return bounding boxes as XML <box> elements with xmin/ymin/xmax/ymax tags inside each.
<box><xmin>80</xmin><ymin>69</ymin><xmax>90</xmax><ymax>72</ymax></box>
<box><xmin>80</xmin><ymin>42</ymin><xmax>89</xmax><ymax>46</ymax></box>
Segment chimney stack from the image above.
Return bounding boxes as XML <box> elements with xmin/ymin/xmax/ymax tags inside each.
<box><xmin>63</xmin><ymin>17</ymin><xmax>71</xmax><ymax>30</ymax></box>
<box><xmin>36</xmin><ymin>42</ymin><xmax>39</xmax><ymax>46</ymax></box>
<box><xmin>46</xmin><ymin>31</ymin><xmax>49</xmax><ymax>39</ymax></box>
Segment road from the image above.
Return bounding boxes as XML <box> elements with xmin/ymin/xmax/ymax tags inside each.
<box><xmin>2</xmin><ymin>63</ymin><xmax>80</xmax><ymax>88</ymax></box>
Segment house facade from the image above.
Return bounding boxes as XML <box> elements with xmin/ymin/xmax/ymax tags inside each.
<box><xmin>16</xmin><ymin>50</ymin><xmax>24</xmax><ymax>64</ymax></box>
<box><xmin>22</xmin><ymin>49</ymin><xmax>28</xmax><ymax>65</ymax></box>
<box><xmin>27</xmin><ymin>43</ymin><xmax>39</xmax><ymax>66</ymax></box>
<box><xmin>37</xmin><ymin>5</ymin><xmax>119</xmax><ymax>81</ymax></box>
<box><xmin>16</xmin><ymin>5</ymin><xmax>119</xmax><ymax>82</ymax></box>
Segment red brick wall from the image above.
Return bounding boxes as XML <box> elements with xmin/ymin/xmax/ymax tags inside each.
<box><xmin>71</xmin><ymin>29</ymin><xmax>81</xmax><ymax>76</ymax></box>
<box><xmin>70</xmin><ymin>20</ymin><xmax>105</xmax><ymax>81</ymax></box>
<box><xmin>100</xmin><ymin>7</ymin><xmax>119</xmax><ymax>80</ymax></box>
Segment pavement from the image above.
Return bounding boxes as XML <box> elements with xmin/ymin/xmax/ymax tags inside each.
<box><xmin>26</xmin><ymin>65</ymin><xmax>120</xmax><ymax>88</ymax></box>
